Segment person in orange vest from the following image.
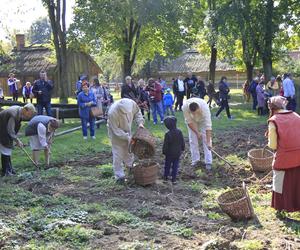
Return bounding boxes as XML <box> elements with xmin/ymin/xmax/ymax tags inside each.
<box><xmin>267</xmin><ymin>96</ymin><xmax>300</xmax><ymax>214</ymax></box>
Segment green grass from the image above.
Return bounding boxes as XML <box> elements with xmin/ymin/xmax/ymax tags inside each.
<box><xmin>0</xmin><ymin>89</ymin><xmax>280</xmax><ymax>249</ymax></box>
<box><xmin>9</xmin><ymin>88</ymin><xmax>267</xmax><ymax>173</ymax></box>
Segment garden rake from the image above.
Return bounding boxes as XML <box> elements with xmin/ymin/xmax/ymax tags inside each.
<box><xmin>210</xmin><ymin>148</ymin><xmax>234</xmax><ymax>168</ymax></box>
<box><xmin>20</xmin><ymin>146</ymin><xmax>39</xmax><ymax>169</ymax></box>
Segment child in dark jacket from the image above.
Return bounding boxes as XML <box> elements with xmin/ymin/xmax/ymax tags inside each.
<box><xmin>162</xmin><ymin>116</ymin><xmax>185</xmax><ymax>184</ymax></box>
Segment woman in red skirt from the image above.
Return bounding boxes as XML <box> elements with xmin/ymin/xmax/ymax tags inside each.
<box><xmin>268</xmin><ymin>96</ymin><xmax>300</xmax><ymax>213</ymax></box>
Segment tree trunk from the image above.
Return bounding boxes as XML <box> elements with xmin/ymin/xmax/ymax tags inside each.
<box><xmin>262</xmin><ymin>58</ymin><xmax>272</xmax><ymax>82</ymax></box>
<box><xmin>209</xmin><ymin>45</ymin><xmax>217</xmax><ymax>84</ymax></box>
<box><xmin>262</xmin><ymin>0</ymin><xmax>274</xmax><ymax>81</ymax></box>
<box><xmin>123</xmin><ymin>52</ymin><xmax>132</xmax><ymax>80</ymax></box>
<box><xmin>44</xmin><ymin>0</ymin><xmax>68</xmax><ymax>103</ymax></box>
<box><xmin>122</xmin><ymin>19</ymin><xmax>141</xmax><ymax>81</ymax></box>
<box><xmin>245</xmin><ymin>62</ymin><xmax>254</xmax><ymax>82</ymax></box>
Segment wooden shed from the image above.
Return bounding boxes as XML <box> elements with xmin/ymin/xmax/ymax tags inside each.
<box><xmin>0</xmin><ymin>34</ymin><xmax>102</xmax><ymax>97</ymax></box>
<box><xmin>158</xmin><ymin>49</ymin><xmax>247</xmax><ymax>87</ymax></box>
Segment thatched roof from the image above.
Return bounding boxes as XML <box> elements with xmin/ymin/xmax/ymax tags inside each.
<box><xmin>0</xmin><ymin>46</ymin><xmax>56</xmax><ymax>76</ymax></box>
<box><xmin>0</xmin><ymin>45</ymin><xmax>102</xmax><ymax>77</ymax></box>
<box><xmin>159</xmin><ymin>49</ymin><xmax>235</xmax><ymax>74</ymax></box>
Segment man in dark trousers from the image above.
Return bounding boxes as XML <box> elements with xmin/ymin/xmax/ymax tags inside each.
<box><xmin>32</xmin><ymin>70</ymin><xmax>54</xmax><ymax>116</ymax></box>
<box><xmin>173</xmin><ymin>75</ymin><xmax>185</xmax><ymax>111</ymax></box>
<box><xmin>215</xmin><ymin>76</ymin><xmax>233</xmax><ymax>119</ymax></box>
<box><xmin>0</xmin><ymin>103</ymin><xmax>36</xmax><ymax>176</ymax></box>
<box><xmin>249</xmin><ymin>77</ymin><xmax>259</xmax><ymax>110</ymax></box>
<box><xmin>184</xmin><ymin>72</ymin><xmax>197</xmax><ymax>99</ymax></box>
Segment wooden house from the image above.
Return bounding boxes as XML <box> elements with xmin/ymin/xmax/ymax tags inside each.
<box><xmin>158</xmin><ymin>49</ymin><xmax>247</xmax><ymax>87</ymax></box>
<box><xmin>0</xmin><ymin>34</ymin><xmax>102</xmax><ymax>97</ymax></box>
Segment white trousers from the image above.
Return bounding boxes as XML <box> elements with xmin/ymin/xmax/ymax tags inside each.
<box><xmin>188</xmin><ymin>126</ymin><xmax>212</xmax><ymax>165</ymax></box>
<box><xmin>111</xmin><ymin>139</ymin><xmax>134</xmax><ymax>179</ymax></box>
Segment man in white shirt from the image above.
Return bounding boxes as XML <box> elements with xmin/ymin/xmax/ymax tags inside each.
<box><xmin>182</xmin><ymin>98</ymin><xmax>213</xmax><ymax>170</ymax></box>
<box><xmin>282</xmin><ymin>73</ymin><xmax>296</xmax><ymax>111</ymax></box>
<box><xmin>173</xmin><ymin>75</ymin><xmax>186</xmax><ymax>111</ymax></box>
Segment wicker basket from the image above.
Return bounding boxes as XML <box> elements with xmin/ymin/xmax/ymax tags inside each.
<box><xmin>248</xmin><ymin>148</ymin><xmax>274</xmax><ymax>172</ymax></box>
<box><xmin>217</xmin><ymin>183</ymin><xmax>254</xmax><ymax>220</ymax></box>
<box><xmin>132</xmin><ymin>161</ymin><xmax>159</xmax><ymax>186</ymax></box>
<box><xmin>130</xmin><ymin>127</ymin><xmax>156</xmax><ymax>159</ymax></box>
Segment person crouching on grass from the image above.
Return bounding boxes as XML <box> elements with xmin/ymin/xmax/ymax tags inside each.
<box><xmin>163</xmin><ymin>116</ymin><xmax>185</xmax><ymax>185</ymax></box>
<box><xmin>77</xmin><ymin>81</ymin><xmax>97</xmax><ymax>140</ymax></box>
<box><xmin>25</xmin><ymin>115</ymin><xmax>59</xmax><ymax>168</ymax></box>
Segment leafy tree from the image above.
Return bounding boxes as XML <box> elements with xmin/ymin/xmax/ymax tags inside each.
<box><xmin>198</xmin><ymin>0</ymin><xmax>234</xmax><ymax>84</ymax></box>
<box><xmin>0</xmin><ymin>42</ymin><xmax>11</xmax><ymax>66</ymax></box>
<box><xmin>71</xmin><ymin>0</ymin><xmax>202</xmax><ymax>79</ymax></box>
<box><xmin>42</xmin><ymin>0</ymin><xmax>68</xmax><ymax>103</ymax></box>
<box><xmin>27</xmin><ymin>17</ymin><xmax>52</xmax><ymax>44</ymax></box>
<box><xmin>236</xmin><ymin>0</ymin><xmax>298</xmax><ymax>81</ymax></box>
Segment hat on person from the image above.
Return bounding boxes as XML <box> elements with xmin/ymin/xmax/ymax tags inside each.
<box><xmin>254</xmin><ymin>77</ymin><xmax>259</xmax><ymax>81</ymax></box>
<box><xmin>166</xmin><ymin>88</ymin><xmax>170</xmax><ymax>92</ymax></box>
<box><xmin>268</xmin><ymin>96</ymin><xmax>288</xmax><ymax>110</ymax></box>
<box><xmin>80</xmin><ymin>75</ymin><xmax>88</xmax><ymax>81</ymax></box>
<box><xmin>49</xmin><ymin>119</ymin><xmax>60</xmax><ymax>131</ymax></box>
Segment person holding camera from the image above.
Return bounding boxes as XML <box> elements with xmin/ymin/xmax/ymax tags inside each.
<box><xmin>146</xmin><ymin>78</ymin><xmax>164</xmax><ymax>124</ymax></box>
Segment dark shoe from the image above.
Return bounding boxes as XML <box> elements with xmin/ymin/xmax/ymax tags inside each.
<box><xmin>9</xmin><ymin>167</ymin><xmax>16</xmax><ymax>175</ymax></box>
<box><xmin>1</xmin><ymin>154</ymin><xmax>12</xmax><ymax>176</ymax></box>
<box><xmin>192</xmin><ymin>160</ymin><xmax>204</xmax><ymax>168</ymax></box>
<box><xmin>205</xmin><ymin>164</ymin><xmax>212</xmax><ymax>171</ymax></box>
<box><xmin>172</xmin><ymin>180</ymin><xmax>177</xmax><ymax>185</ymax></box>
<box><xmin>116</xmin><ymin>177</ymin><xmax>126</xmax><ymax>185</ymax></box>
<box><xmin>163</xmin><ymin>176</ymin><xmax>168</xmax><ymax>183</ymax></box>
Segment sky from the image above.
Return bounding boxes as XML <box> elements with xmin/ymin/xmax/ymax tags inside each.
<box><xmin>0</xmin><ymin>0</ymin><xmax>75</xmax><ymax>41</ymax></box>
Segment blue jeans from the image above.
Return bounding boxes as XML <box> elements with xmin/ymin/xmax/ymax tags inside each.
<box><xmin>81</xmin><ymin>117</ymin><xmax>95</xmax><ymax>137</ymax></box>
<box><xmin>164</xmin><ymin>156</ymin><xmax>180</xmax><ymax>182</ymax></box>
<box><xmin>150</xmin><ymin>101</ymin><xmax>164</xmax><ymax>123</ymax></box>
<box><xmin>165</xmin><ymin>105</ymin><xmax>174</xmax><ymax>116</ymax></box>
<box><xmin>37</xmin><ymin>102</ymin><xmax>52</xmax><ymax>116</ymax></box>
<box><xmin>251</xmin><ymin>93</ymin><xmax>257</xmax><ymax>110</ymax></box>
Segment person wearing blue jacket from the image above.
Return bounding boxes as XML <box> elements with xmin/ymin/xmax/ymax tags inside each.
<box><xmin>163</xmin><ymin>88</ymin><xmax>174</xmax><ymax>116</ymax></box>
<box><xmin>77</xmin><ymin>81</ymin><xmax>97</xmax><ymax>139</ymax></box>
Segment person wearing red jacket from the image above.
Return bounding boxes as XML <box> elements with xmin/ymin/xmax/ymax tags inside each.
<box><xmin>267</xmin><ymin>96</ymin><xmax>300</xmax><ymax>213</ymax></box>
<box><xmin>146</xmin><ymin>78</ymin><xmax>164</xmax><ymax>124</ymax></box>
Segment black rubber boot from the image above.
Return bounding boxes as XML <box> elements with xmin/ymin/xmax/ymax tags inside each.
<box><xmin>1</xmin><ymin>155</ymin><xmax>13</xmax><ymax>176</ymax></box>
<box><xmin>1</xmin><ymin>154</ymin><xmax>6</xmax><ymax>176</ymax></box>
<box><xmin>8</xmin><ymin>156</ymin><xmax>16</xmax><ymax>175</ymax></box>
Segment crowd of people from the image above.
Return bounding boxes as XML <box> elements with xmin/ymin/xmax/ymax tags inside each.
<box><xmin>243</xmin><ymin>73</ymin><xmax>297</xmax><ymax>115</ymax></box>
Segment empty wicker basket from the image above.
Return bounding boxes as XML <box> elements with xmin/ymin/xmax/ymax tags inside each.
<box><xmin>217</xmin><ymin>183</ymin><xmax>254</xmax><ymax>220</ymax></box>
<box><xmin>130</xmin><ymin>127</ymin><xmax>156</xmax><ymax>159</ymax></box>
<box><xmin>248</xmin><ymin>148</ymin><xmax>274</xmax><ymax>172</ymax></box>
<box><xmin>132</xmin><ymin>161</ymin><xmax>159</xmax><ymax>186</ymax></box>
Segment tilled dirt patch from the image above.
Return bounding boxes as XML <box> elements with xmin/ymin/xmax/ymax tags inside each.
<box><xmin>6</xmin><ymin>124</ymin><xmax>300</xmax><ymax>249</ymax></box>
